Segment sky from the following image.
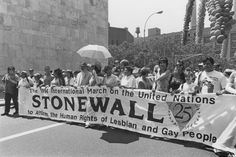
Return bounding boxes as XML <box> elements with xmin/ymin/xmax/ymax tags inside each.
<box><xmin>108</xmin><ymin>0</ymin><xmax>210</xmax><ymax>37</ymax></box>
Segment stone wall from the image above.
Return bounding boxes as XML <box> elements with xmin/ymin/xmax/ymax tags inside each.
<box><xmin>0</xmin><ymin>0</ymin><xmax>108</xmax><ymax>74</ymax></box>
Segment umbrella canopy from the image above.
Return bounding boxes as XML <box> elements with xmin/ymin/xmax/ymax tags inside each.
<box><xmin>77</xmin><ymin>45</ymin><xmax>112</xmax><ymax>59</ymax></box>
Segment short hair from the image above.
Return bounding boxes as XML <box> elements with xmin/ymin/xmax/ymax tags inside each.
<box><xmin>103</xmin><ymin>65</ymin><xmax>112</xmax><ymax>73</ymax></box>
<box><xmin>7</xmin><ymin>66</ymin><xmax>15</xmax><ymax>72</ymax></box>
<box><xmin>140</xmin><ymin>67</ymin><xmax>150</xmax><ymax>76</ymax></box>
<box><xmin>176</xmin><ymin>60</ymin><xmax>184</xmax><ymax>66</ymax></box>
<box><xmin>159</xmin><ymin>57</ymin><xmax>168</xmax><ymax>66</ymax></box>
<box><xmin>21</xmin><ymin>71</ymin><xmax>28</xmax><ymax>76</ymax></box>
<box><xmin>120</xmin><ymin>59</ymin><xmax>129</xmax><ymax>67</ymax></box>
<box><xmin>203</xmin><ymin>57</ymin><xmax>214</xmax><ymax>65</ymax></box>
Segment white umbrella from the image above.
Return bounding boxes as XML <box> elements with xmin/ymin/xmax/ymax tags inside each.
<box><xmin>77</xmin><ymin>45</ymin><xmax>112</xmax><ymax>59</ymax></box>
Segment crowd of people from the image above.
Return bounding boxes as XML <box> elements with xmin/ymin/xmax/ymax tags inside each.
<box><xmin>1</xmin><ymin>56</ymin><xmax>236</xmax><ymax>117</ymax></box>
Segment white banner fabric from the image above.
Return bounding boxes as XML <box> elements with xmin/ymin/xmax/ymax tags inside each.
<box><xmin>19</xmin><ymin>86</ymin><xmax>236</xmax><ymax>155</ymax></box>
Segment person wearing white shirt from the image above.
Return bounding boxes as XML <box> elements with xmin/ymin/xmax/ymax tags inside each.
<box><xmin>177</xmin><ymin>72</ymin><xmax>195</xmax><ymax>94</ymax></box>
<box><xmin>65</xmin><ymin>70</ymin><xmax>75</xmax><ymax>86</ymax></box>
<box><xmin>120</xmin><ymin>66</ymin><xmax>136</xmax><ymax>89</ymax></box>
<box><xmin>18</xmin><ymin>71</ymin><xmax>33</xmax><ymax>106</ymax></box>
<box><xmin>103</xmin><ymin>65</ymin><xmax>119</xmax><ymax>87</ymax></box>
<box><xmin>194</xmin><ymin>57</ymin><xmax>227</xmax><ymax>94</ymax></box>
<box><xmin>75</xmin><ymin>63</ymin><xmax>92</xmax><ymax>87</ymax></box>
<box><xmin>225</xmin><ymin>71</ymin><xmax>236</xmax><ymax>94</ymax></box>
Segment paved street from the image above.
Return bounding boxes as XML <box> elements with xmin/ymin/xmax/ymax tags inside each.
<box><xmin>0</xmin><ymin>106</ymin><xmax>218</xmax><ymax>157</ymax></box>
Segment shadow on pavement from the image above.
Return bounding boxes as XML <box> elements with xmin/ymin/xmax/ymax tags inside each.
<box><xmin>100</xmin><ymin>127</ymin><xmax>139</xmax><ymax>144</ymax></box>
<box><xmin>10</xmin><ymin>115</ymin><xmax>215</xmax><ymax>153</ymax></box>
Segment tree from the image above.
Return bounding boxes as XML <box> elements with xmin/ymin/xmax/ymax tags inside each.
<box><xmin>196</xmin><ymin>0</ymin><xmax>206</xmax><ymax>44</ymax></box>
<box><xmin>182</xmin><ymin>0</ymin><xmax>196</xmax><ymax>45</ymax></box>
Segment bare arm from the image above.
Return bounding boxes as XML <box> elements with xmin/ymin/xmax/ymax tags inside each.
<box><xmin>225</xmin><ymin>72</ymin><xmax>236</xmax><ymax>94</ymax></box>
<box><xmin>155</xmin><ymin>70</ymin><xmax>171</xmax><ymax>81</ymax></box>
<box><xmin>226</xmin><ymin>82</ymin><xmax>236</xmax><ymax>94</ymax></box>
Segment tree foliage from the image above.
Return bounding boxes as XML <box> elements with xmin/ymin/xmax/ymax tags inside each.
<box><xmin>108</xmin><ymin>36</ymin><xmax>214</xmax><ymax>70</ymax></box>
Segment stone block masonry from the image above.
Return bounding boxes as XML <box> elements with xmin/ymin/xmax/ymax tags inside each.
<box><xmin>0</xmin><ymin>0</ymin><xmax>108</xmax><ymax>74</ymax></box>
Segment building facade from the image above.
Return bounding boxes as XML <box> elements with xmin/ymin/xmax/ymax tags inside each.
<box><xmin>109</xmin><ymin>26</ymin><xmax>134</xmax><ymax>45</ymax></box>
<box><xmin>0</xmin><ymin>0</ymin><xmax>108</xmax><ymax>74</ymax></box>
<box><xmin>148</xmin><ymin>27</ymin><xmax>161</xmax><ymax>37</ymax></box>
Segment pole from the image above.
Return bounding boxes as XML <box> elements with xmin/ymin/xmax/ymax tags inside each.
<box><xmin>143</xmin><ymin>11</ymin><xmax>163</xmax><ymax>44</ymax></box>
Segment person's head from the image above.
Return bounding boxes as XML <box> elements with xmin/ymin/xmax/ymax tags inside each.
<box><xmin>20</xmin><ymin>71</ymin><xmax>28</xmax><ymax>78</ymax></box>
<box><xmin>29</xmin><ymin>68</ymin><xmax>34</xmax><ymax>75</ymax></box>
<box><xmin>7</xmin><ymin>66</ymin><xmax>15</xmax><ymax>75</ymax></box>
<box><xmin>120</xmin><ymin>59</ymin><xmax>129</xmax><ymax>69</ymax></box>
<box><xmin>62</xmin><ymin>70</ymin><xmax>67</xmax><ymax>78</ymax></box>
<box><xmin>34</xmin><ymin>73</ymin><xmax>41</xmax><ymax>81</ymax></box>
<box><xmin>73</xmin><ymin>70</ymin><xmax>80</xmax><ymax>77</ymax></box>
<box><xmin>87</xmin><ymin>64</ymin><xmax>92</xmax><ymax>72</ymax></box>
<box><xmin>175</xmin><ymin>60</ymin><xmax>184</xmax><ymax>72</ymax></box>
<box><xmin>16</xmin><ymin>70</ymin><xmax>20</xmax><ymax>76</ymax></box>
<box><xmin>184</xmin><ymin>72</ymin><xmax>195</xmax><ymax>83</ymax></box>
<box><xmin>124</xmin><ymin>66</ymin><xmax>133</xmax><ymax>76</ymax></box>
<box><xmin>103</xmin><ymin>65</ymin><xmax>113</xmax><ymax>76</ymax></box>
<box><xmin>198</xmin><ymin>63</ymin><xmax>204</xmax><ymax>71</ymax></box>
<box><xmin>140</xmin><ymin>67</ymin><xmax>150</xmax><ymax>78</ymax></box>
<box><xmin>114</xmin><ymin>60</ymin><xmax>120</xmax><ymax>66</ymax></box>
<box><xmin>158</xmin><ymin>57</ymin><xmax>168</xmax><ymax>71</ymax></box>
<box><xmin>66</xmin><ymin>70</ymin><xmax>73</xmax><ymax>78</ymax></box>
<box><xmin>53</xmin><ymin>68</ymin><xmax>63</xmax><ymax>78</ymax></box>
<box><xmin>184</xmin><ymin>67</ymin><xmax>192</xmax><ymax>76</ymax></box>
<box><xmin>93</xmin><ymin>63</ymin><xmax>102</xmax><ymax>74</ymax></box>
<box><xmin>214</xmin><ymin>63</ymin><xmax>220</xmax><ymax>71</ymax></box>
<box><xmin>203</xmin><ymin>57</ymin><xmax>214</xmax><ymax>72</ymax></box>
<box><xmin>80</xmin><ymin>62</ymin><xmax>89</xmax><ymax>72</ymax></box>
<box><xmin>44</xmin><ymin>66</ymin><xmax>51</xmax><ymax>74</ymax></box>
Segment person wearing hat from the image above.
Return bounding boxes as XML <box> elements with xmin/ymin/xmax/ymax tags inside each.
<box><xmin>152</xmin><ymin>57</ymin><xmax>171</xmax><ymax>92</ymax></box>
<box><xmin>136</xmin><ymin>67</ymin><xmax>152</xmax><ymax>89</ymax></box>
<box><xmin>120</xmin><ymin>66</ymin><xmax>136</xmax><ymax>89</ymax></box>
<box><xmin>75</xmin><ymin>62</ymin><xmax>92</xmax><ymax>86</ymax></box>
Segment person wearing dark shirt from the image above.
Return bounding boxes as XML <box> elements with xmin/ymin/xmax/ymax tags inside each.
<box><xmin>168</xmin><ymin>60</ymin><xmax>185</xmax><ymax>93</ymax></box>
<box><xmin>1</xmin><ymin>66</ymin><xmax>19</xmax><ymax>116</ymax></box>
<box><xmin>42</xmin><ymin>66</ymin><xmax>54</xmax><ymax>87</ymax></box>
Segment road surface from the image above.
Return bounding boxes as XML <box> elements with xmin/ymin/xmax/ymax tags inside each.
<box><xmin>0</xmin><ymin>106</ymin><xmax>218</xmax><ymax>157</ymax></box>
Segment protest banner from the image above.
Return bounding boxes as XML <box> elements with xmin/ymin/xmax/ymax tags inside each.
<box><xmin>19</xmin><ymin>86</ymin><xmax>236</xmax><ymax>155</ymax></box>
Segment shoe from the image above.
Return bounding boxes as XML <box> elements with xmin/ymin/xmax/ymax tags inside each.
<box><xmin>1</xmin><ymin>113</ymin><xmax>9</xmax><ymax>116</ymax></box>
<box><xmin>13</xmin><ymin>112</ymin><xmax>19</xmax><ymax>116</ymax></box>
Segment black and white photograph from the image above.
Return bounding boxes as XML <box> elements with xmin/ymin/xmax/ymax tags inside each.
<box><xmin>0</xmin><ymin>0</ymin><xmax>236</xmax><ymax>156</ymax></box>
